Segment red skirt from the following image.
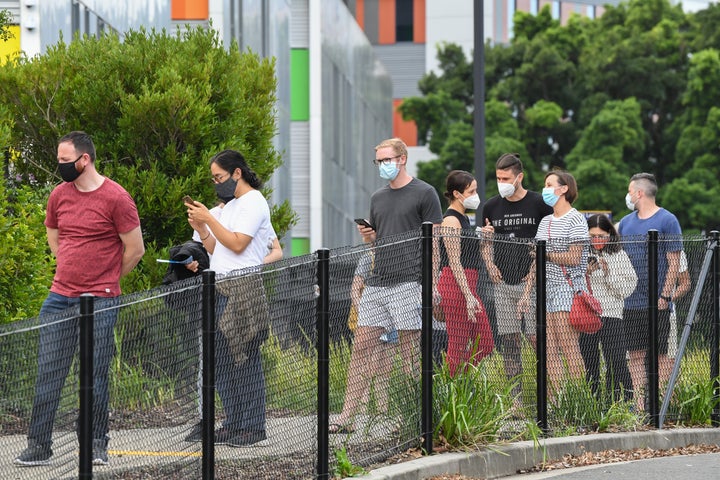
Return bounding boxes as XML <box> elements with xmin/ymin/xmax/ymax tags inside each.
<box><xmin>437</xmin><ymin>266</ymin><xmax>494</xmax><ymax>376</ymax></box>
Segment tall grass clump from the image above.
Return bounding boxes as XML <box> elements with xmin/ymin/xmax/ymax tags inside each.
<box><xmin>432</xmin><ymin>358</ymin><xmax>515</xmax><ymax>448</ymax></box>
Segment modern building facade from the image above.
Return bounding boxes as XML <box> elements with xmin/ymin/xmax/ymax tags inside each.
<box><xmin>0</xmin><ymin>0</ymin><xmax>391</xmax><ymax>254</ymax></box>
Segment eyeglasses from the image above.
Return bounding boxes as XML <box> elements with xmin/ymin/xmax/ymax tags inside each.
<box><xmin>210</xmin><ymin>172</ymin><xmax>230</xmax><ymax>184</ymax></box>
<box><xmin>589</xmin><ymin>234</ymin><xmax>610</xmax><ymax>239</ymax></box>
<box><xmin>373</xmin><ymin>155</ymin><xmax>401</xmax><ymax>166</ymax></box>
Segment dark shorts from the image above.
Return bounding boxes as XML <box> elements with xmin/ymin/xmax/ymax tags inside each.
<box><xmin>624</xmin><ymin>308</ymin><xmax>671</xmax><ymax>354</ymax></box>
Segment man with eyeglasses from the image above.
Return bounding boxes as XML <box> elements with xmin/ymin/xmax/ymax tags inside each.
<box><xmin>331</xmin><ymin>138</ymin><xmax>442</xmax><ymax>433</ymax></box>
<box><xmin>618</xmin><ymin>172</ymin><xmax>682</xmax><ymax>411</ymax></box>
<box><xmin>480</xmin><ymin>153</ymin><xmax>552</xmax><ymax>406</ymax></box>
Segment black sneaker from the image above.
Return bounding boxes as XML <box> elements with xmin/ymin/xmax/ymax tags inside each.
<box><xmin>184</xmin><ymin>422</ymin><xmax>202</xmax><ymax>443</ymax></box>
<box><xmin>92</xmin><ymin>439</ymin><xmax>109</xmax><ymax>466</ymax></box>
<box><xmin>14</xmin><ymin>440</ymin><xmax>52</xmax><ymax>467</ymax></box>
<box><xmin>215</xmin><ymin>427</ymin><xmax>266</xmax><ymax>447</ymax></box>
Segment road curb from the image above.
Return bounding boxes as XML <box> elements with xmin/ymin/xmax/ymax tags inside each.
<box><xmin>349</xmin><ymin>428</ymin><xmax>720</xmax><ymax>480</ymax></box>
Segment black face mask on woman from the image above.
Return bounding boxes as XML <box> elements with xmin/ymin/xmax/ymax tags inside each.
<box><xmin>214</xmin><ymin>175</ymin><xmax>238</xmax><ymax>203</ymax></box>
<box><xmin>58</xmin><ymin>154</ymin><xmax>84</xmax><ymax>182</ymax></box>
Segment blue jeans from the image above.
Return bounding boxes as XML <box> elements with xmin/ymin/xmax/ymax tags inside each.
<box><xmin>215</xmin><ymin>294</ymin><xmax>266</xmax><ymax>433</ymax></box>
<box><xmin>28</xmin><ymin>292</ymin><xmax>118</xmax><ymax>446</ymax></box>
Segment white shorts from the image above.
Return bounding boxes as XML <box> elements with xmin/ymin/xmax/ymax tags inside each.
<box><xmin>357</xmin><ymin>282</ymin><xmax>422</xmax><ymax>331</ymax></box>
<box><xmin>494</xmin><ymin>282</ymin><xmax>536</xmax><ymax>335</ymax></box>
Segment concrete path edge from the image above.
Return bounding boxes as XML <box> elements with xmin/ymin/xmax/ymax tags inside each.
<box><xmin>348</xmin><ymin>427</ymin><xmax>720</xmax><ymax>480</ymax></box>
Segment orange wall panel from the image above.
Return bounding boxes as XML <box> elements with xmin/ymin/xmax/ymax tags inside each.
<box><xmin>413</xmin><ymin>0</ymin><xmax>425</xmax><ymax>43</ymax></box>
<box><xmin>171</xmin><ymin>0</ymin><xmax>209</xmax><ymax>21</ymax></box>
<box><xmin>393</xmin><ymin>99</ymin><xmax>418</xmax><ymax>146</ymax></box>
<box><xmin>378</xmin><ymin>0</ymin><xmax>396</xmax><ymax>44</ymax></box>
<box><xmin>356</xmin><ymin>0</ymin><xmax>365</xmax><ymax>30</ymax></box>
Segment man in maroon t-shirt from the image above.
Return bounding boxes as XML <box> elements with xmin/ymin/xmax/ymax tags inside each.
<box><xmin>15</xmin><ymin>131</ymin><xmax>144</xmax><ymax>468</ymax></box>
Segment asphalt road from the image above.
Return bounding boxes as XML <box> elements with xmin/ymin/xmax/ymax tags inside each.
<box><xmin>498</xmin><ymin>452</ymin><xmax>720</xmax><ymax>480</ymax></box>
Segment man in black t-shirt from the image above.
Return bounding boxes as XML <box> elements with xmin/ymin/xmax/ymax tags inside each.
<box><xmin>480</xmin><ymin>154</ymin><xmax>552</xmax><ymax>403</ymax></box>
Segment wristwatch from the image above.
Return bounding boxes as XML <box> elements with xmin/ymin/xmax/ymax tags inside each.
<box><xmin>659</xmin><ymin>294</ymin><xmax>672</xmax><ymax>302</ymax></box>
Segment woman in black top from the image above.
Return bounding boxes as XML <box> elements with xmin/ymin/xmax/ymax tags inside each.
<box><xmin>437</xmin><ymin>170</ymin><xmax>494</xmax><ymax>376</ymax></box>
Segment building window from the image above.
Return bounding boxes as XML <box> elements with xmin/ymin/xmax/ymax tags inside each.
<box><xmin>72</xmin><ymin>1</ymin><xmax>80</xmax><ymax>33</ymax></box>
<box><xmin>396</xmin><ymin>0</ymin><xmax>413</xmax><ymax>42</ymax></box>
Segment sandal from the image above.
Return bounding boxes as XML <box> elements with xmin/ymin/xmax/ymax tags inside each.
<box><xmin>328</xmin><ymin>423</ymin><xmax>355</xmax><ymax>434</ymax></box>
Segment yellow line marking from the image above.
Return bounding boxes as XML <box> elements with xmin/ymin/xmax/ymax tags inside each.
<box><xmin>109</xmin><ymin>450</ymin><xmax>203</xmax><ymax>458</ymax></box>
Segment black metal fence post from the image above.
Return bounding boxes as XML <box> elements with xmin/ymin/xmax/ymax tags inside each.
<box><xmin>316</xmin><ymin>248</ymin><xmax>330</xmax><ymax>479</ymax></box>
<box><xmin>78</xmin><ymin>294</ymin><xmax>95</xmax><ymax>479</ymax></box>
<box><xmin>647</xmin><ymin>230</ymin><xmax>659</xmax><ymax>427</ymax></box>
<box><xmin>711</xmin><ymin>231</ymin><xmax>720</xmax><ymax>427</ymax></box>
<box><xmin>535</xmin><ymin>240</ymin><xmax>548</xmax><ymax>434</ymax></box>
<box><xmin>201</xmin><ymin>270</ymin><xmax>216</xmax><ymax>480</ymax></box>
<box><xmin>421</xmin><ymin>222</ymin><xmax>434</xmax><ymax>455</ymax></box>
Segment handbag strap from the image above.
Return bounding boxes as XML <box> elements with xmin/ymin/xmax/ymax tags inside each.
<box><xmin>549</xmin><ymin>219</ymin><xmax>593</xmax><ymax>295</ymax></box>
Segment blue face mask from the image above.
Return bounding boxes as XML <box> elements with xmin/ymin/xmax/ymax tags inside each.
<box><xmin>379</xmin><ymin>162</ymin><xmax>399</xmax><ymax>181</ymax></box>
<box><xmin>542</xmin><ymin>187</ymin><xmax>560</xmax><ymax>207</ymax></box>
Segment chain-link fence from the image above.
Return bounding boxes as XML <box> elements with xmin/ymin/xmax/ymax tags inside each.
<box><xmin>0</xmin><ymin>229</ymin><xmax>718</xmax><ymax>479</ymax></box>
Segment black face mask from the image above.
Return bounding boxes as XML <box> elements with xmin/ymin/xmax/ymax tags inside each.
<box><xmin>214</xmin><ymin>176</ymin><xmax>237</xmax><ymax>203</ymax></box>
<box><xmin>58</xmin><ymin>154</ymin><xmax>84</xmax><ymax>182</ymax></box>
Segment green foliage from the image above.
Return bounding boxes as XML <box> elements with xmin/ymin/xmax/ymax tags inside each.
<box><xmin>0</xmin><ymin>9</ymin><xmax>12</xmax><ymax>42</ymax></box>
<box><xmin>433</xmin><ymin>358</ymin><xmax>515</xmax><ymax>448</ymax></box>
<box><xmin>333</xmin><ymin>447</ymin><xmax>365</xmax><ymax>478</ymax></box>
<box><xmin>668</xmin><ymin>349</ymin><xmax>720</xmax><ymax>425</ymax></box>
<box><xmin>405</xmin><ymin>0</ymin><xmax>720</xmax><ymax>231</ymax></box>
<box><xmin>0</xmin><ymin>26</ymin><xmax>297</xmax><ymax>314</ymax></box>
<box><xmin>0</xmin><ymin>179</ymin><xmax>56</xmax><ymax>323</ymax></box>
<box><xmin>110</xmin><ymin>326</ymin><xmax>176</xmax><ymax>411</ymax></box>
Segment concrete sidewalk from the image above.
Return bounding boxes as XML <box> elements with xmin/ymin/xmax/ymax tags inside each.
<box><xmin>351</xmin><ymin>428</ymin><xmax>720</xmax><ymax>480</ymax></box>
<box><xmin>0</xmin><ymin>413</ymin><xmax>397</xmax><ymax>479</ymax></box>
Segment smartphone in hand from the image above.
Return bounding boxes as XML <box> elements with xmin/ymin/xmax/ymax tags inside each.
<box><xmin>182</xmin><ymin>195</ymin><xmax>195</xmax><ymax>205</ymax></box>
<box><xmin>354</xmin><ymin>218</ymin><xmax>374</xmax><ymax>230</ymax></box>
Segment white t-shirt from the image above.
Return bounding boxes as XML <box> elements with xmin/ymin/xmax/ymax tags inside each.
<box><xmin>209</xmin><ymin>189</ymin><xmax>272</xmax><ymax>275</ymax></box>
<box><xmin>194</xmin><ymin>204</ymin><xmax>276</xmax><ymax>255</ymax></box>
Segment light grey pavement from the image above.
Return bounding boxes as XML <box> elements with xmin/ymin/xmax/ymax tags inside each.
<box><xmin>0</xmin><ymin>413</ymin><xmax>397</xmax><ymax>479</ymax></box>
<box><xmin>352</xmin><ymin>428</ymin><xmax>720</xmax><ymax>480</ymax></box>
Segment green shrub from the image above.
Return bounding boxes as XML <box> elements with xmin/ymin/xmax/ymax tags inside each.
<box><xmin>0</xmin><ymin>26</ymin><xmax>297</xmax><ymax>316</ymax></box>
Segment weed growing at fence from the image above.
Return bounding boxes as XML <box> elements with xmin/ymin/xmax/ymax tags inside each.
<box><xmin>432</xmin><ymin>358</ymin><xmax>515</xmax><ymax>448</ymax></box>
<box><xmin>333</xmin><ymin>446</ymin><xmax>365</xmax><ymax>478</ymax></box>
<box><xmin>666</xmin><ymin>348</ymin><xmax>718</xmax><ymax>425</ymax></box>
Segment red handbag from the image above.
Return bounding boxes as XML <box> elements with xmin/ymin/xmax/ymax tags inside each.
<box><xmin>562</xmin><ymin>265</ymin><xmax>603</xmax><ymax>334</ymax></box>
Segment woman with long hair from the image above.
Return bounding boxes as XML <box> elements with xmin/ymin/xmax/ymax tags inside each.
<box><xmin>436</xmin><ymin>170</ymin><xmax>494</xmax><ymax>376</ymax></box>
<box><xmin>185</xmin><ymin>149</ymin><xmax>274</xmax><ymax>447</ymax></box>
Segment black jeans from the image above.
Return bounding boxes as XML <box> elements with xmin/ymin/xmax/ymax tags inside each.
<box><xmin>579</xmin><ymin>316</ymin><xmax>633</xmax><ymax>402</ymax></box>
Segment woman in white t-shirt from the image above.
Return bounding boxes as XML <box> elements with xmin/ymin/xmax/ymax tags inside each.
<box><xmin>185</xmin><ymin>149</ymin><xmax>272</xmax><ymax>447</ymax></box>
<box><xmin>523</xmin><ymin>170</ymin><xmax>589</xmax><ymax>396</ymax></box>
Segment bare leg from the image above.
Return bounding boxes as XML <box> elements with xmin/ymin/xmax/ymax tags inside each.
<box><xmin>398</xmin><ymin>330</ymin><xmax>421</xmax><ymax>378</ymax></box>
<box><xmin>546</xmin><ymin>312</ymin><xmax>564</xmax><ymax>398</ymax></box>
<box><xmin>659</xmin><ymin>353</ymin><xmax>673</xmax><ymax>387</ymax></box>
<box><xmin>556</xmin><ymin>312</ymin><xmax>583</xmax><ymax>379</ymax></box>
<box><xmin>370</xmin><ymin>341</ymin><xmax>397</xmax><ymax>413</ymax></box>
<box><xmin>335</xmin><ymin>326</ymin><xmax>384</xmax><ymax>427</ymax></box>
<box><xmin>628</xmin><ymin>349</ymin><xmax>645</xmax><ymax>410</ymax></box>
